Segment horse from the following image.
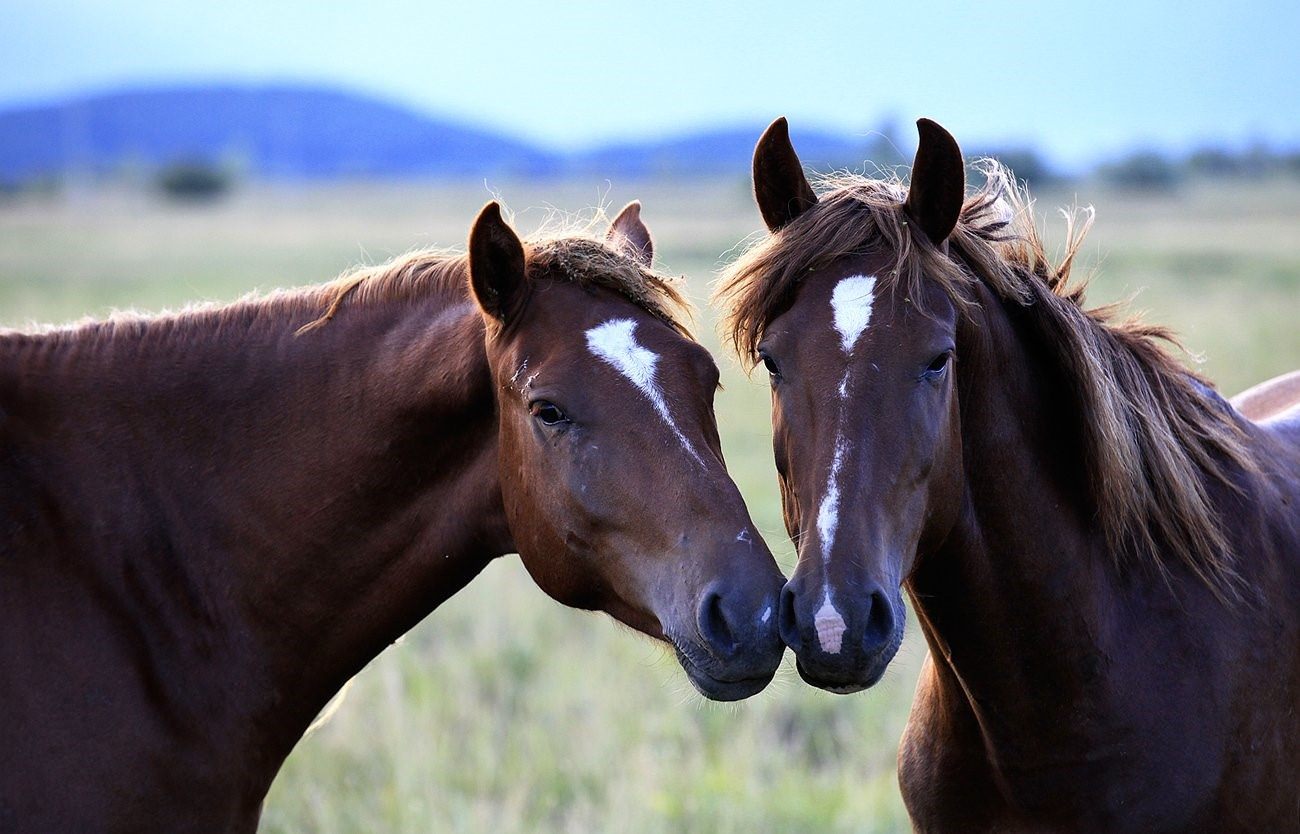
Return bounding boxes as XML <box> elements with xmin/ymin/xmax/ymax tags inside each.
<box><xmin>0</xmin><ymin>200</ymin><xmax>786</xmax><ymax>833</ymax></box>
<box><xmin>716</xmin><ymin>117</ymin><xmax>1300</xmax><ymax>831</ymax></box>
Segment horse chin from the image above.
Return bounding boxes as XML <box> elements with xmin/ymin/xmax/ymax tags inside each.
<box><xmin>671</xmin><ymin>644</ymin><xmax>776</xmax><ymax>702</ymax></box>
<box><xmin>793</xmin><ymin>633</ymin><xmax>902</xmax><ymax>695</ymax></box>
<box><xmin>792</xmin><ymin>661</ymin><xmax>876</xmax><ymax>695</ymax></box>
<box><xmin>681</xmin><ymin>662</ymin><xmax>776</xmax><ymax>702</ymax></box>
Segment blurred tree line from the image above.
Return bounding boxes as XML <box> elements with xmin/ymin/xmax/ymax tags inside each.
<box><xmin>3</xmin><ymin>140</ymin><xmax>1299</xmax><ymax>203</ymax></box>
<box><xmin>978</xmin><ymin>143</ymin><xmax>1300</xmax><ymax>192</ymax></box>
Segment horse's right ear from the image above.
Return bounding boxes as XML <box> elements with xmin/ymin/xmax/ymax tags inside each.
<box><xmin>468</xmin><ymin>201</ymin><xmax>528</xmax><ymax>324</ymax></box>
<box><xmin>753</xmin><ymin>117</ymin><xmax>818</xmax><ymax>232</ymax></box>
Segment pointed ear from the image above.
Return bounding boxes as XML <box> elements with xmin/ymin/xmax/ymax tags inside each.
<box><xmin>904</xmin><ymin>118</ymin><xmax>965</xmax><ymax>245</ymax></box>
<box><xmin>753</xmin><ymin>117</ymin><xmax>817</xmax><ymax>232</ymax></box>
<box><xmin>468</xmin><ymin>201</ymin><xmax>528</xmax><ymax>324</ymax></box>
<box><xmin>606</xmin><ymin>201</ymin><xmax>654</xmax><ymax>267</ymax></box>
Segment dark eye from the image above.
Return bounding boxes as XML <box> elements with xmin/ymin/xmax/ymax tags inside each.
<box><xmin>529</xmin><ymin>400</ymin><xmax>569</xmax><ymax>427</ymax></box>
<box><xmin>922</xmin><ymin>351</ymin><xmax>952</xmax><ymax>380</ymax></box>
<box><xmin>759</xmin><ymin>352</ymin><xmax>781</xmax><ymax>381</ymax></box>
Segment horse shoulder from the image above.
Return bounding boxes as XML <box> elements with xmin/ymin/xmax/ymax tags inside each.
<box><xmin>898</xmin><ymin>653</ymin><xmax>1013</xmax><ymax>833</ymax></box>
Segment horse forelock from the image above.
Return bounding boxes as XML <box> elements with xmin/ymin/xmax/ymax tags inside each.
<box><xmin>715</xmin><ymin>160</ymin><xmax>1256</xmax><ymax>598</ymax></box>
<box><xmin>302</xmin><ymin>221</ymin><xmax>694</xmax><ymax>338</ymax></box>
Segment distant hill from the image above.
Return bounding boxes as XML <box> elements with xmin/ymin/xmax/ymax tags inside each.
<box><xmin>0</xmin><ymin>85</ymin><xmax>557</xmax><ymax>181</ymax></box>
<box><xmin>0</xmin><ymin>84</ymin><xmax>902</xmax><ymax>182</ymax></box>
<box><xmin>568</xmin><ymin>126</ymin><xmax>903</xmax><ymax>178</ymax></box>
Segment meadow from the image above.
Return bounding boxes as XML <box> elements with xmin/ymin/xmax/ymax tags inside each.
<box><xmin>1</xmin><ymin>175</ymin><xmax>1297</xmax><ymax>833</ymax></box>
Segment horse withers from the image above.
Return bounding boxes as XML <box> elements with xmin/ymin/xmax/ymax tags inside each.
<box><xmin>718</xmin><ymin>117</ymin><xmax>1300</xmax><ymax>831</ymax></box>
<box><xmin>0</xmin><ymin>201</ymin><xmax>785</xmax><ymax>833</ymax></box>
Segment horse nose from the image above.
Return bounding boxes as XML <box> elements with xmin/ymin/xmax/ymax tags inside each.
<box><xmin>859</xmin><ymin>585</ymin><xmax>897</xmax><ymax>657</ymax></box>
<box><xmin>780</xmin><ymin>576</ymin><xmax>897</xmax><ymax>659</ymax></box>
<box><xmin>697</xmin><ymin>580</ymin><xmax>776</xmax><ymax>661</ymax></box>
<box><xmin>697</xmin><ymin>587</ymin><xmax>737</xmax><ymax>657</ymax></box>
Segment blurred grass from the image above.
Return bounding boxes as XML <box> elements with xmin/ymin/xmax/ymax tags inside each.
<box><xmin>1</xmin><ymin>178</ymin><xmax>1296</xmax><ymax>833</ymax></box>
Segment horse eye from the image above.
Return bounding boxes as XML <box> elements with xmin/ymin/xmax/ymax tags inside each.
<box><xmin>529</xmin><ymin>400</ymin><xmax>569</xmax><ymax>426</ymax></box>
<box><xmin>760</xmin><ymin>352</ymin><xmax>781</xmax><ymax>380</ymax></box>
<box><xmin>924</xmin><ymin>351</ymin><xmax>952</xmax><ymax>377</ymax></box>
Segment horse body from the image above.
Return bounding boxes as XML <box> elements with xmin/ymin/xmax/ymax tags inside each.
<box><xmin>0</xmin><ymin>284</ymin><xmax>503</xmax><ymax>832</ymax></box>
<box><xmin>723</xmin><ymin>117</ymin><xmax>1300</xmax><ymax>830</ymax></box>
<box><xmin>0</xmin><ymin>203</ymin><xmax>785</xmax><ymax>832</ymax></box>
<box><xmin>897</xmin><ymin>282</ymin><xmax>1300</xmax><ymax>832</ymax></box>
<box><xmin>1232</xmin><ymin>369</ymin><xmax>1300</xmax><ymax>422</ymax></box>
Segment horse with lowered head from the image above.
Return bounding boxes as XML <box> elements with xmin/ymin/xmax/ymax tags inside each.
<box><xmin>0</xmin><ymin>201</ymin><xmax>785</xmax><ymax>833</ymax></box>
<box><xmin>718</xmin><ymin>117</ymin><xmax>1300</xmax><ymax>831</ymax></box>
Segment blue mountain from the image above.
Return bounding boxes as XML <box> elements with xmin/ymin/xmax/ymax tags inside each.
<box><xmin>0</xmin><ymin>84</ymin><xmax>900</xmax><ymax>182</ymax></box>
<box><xmin>0</xmin><ymin>85</ymin><xmax>557</xmax><ymax>180</ymax></box>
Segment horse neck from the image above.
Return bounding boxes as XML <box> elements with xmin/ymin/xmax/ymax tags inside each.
<box><xmin>907</xmin><ymin>283</ymin><xmax>1184</xmax><ymax>754</ymax></box>
<box><xmin>3</xmin><ymin>290</ymin><xmax>512</xmax><ymax>777</ymax></box>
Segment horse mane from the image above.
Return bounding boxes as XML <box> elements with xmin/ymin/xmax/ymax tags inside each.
<box><xmin>715</xmin><ymin>161</ymin><xmax>1255</xmax><ymax>595</ymax></box>
<box><xmin>2</xmin><ymin>215</ymin><xmax>691</xmax><ymax>358</ymax></box>
<box><xmin>300</xmin><ymin>220</ymin><xmax>692</xmax><ymax>337</ymax></box>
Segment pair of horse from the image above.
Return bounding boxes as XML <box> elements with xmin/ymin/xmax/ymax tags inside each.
<box><xmin>1</xmin><ymin>117</ymin><xmax>1298</xmax><ymax>832</ymax></box>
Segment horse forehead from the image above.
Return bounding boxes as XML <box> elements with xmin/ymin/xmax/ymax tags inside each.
<box><xmin>583</xmin><ymin>316</ymin><xmax>708</xmax><ymax>465</ymax></box>
<box><xmin>828</xmin><ymin>273</ymin><xmax>879</xmax><ymax>352</ymax></box>
<box><xmin>584</xmin><ymin>317</ymin><xmax>661</xmax><ymax>385</ymax></box>
<box><xmin>582</xmin><ymin>316</ymin><xmax>703</xmax><ymax>393</ymax></box>
<box><xmin>778</xmin><ymin>271</ymin><xmax>884</xmax><ymax>359</ymax></box>
<box><xmin>798</xmin><ymin>269</ymin><xmax>938</xmax><ymax>354</ymax></box>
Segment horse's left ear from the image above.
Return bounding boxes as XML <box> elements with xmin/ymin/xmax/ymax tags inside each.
<box><xmin>468</xmin><ymin>201</ymin><xmax>529</xmax><ymax>324</ymax></box>
<box><xmin>606</xmin><ymin>201</ymin><xmax>654</xmax><ymax>267</ymax></box>
<box><xmin>904</xmin><ymin>118</ymin><xmax>965</xmax><ymax>245</ymax></box>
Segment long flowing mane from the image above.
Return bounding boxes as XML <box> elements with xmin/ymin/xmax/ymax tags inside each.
<box><xmin>716</xmin><ymin>162</ymin><xmax>1255</xmax><ymax>594</ymax></box>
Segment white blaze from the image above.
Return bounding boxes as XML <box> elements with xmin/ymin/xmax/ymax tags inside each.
<box><xmin>585</xmin><ymin>318</ymin><xmax>704</xmax><ymax>466</ymax></box>
<box><xmin>812</xmin><ymin>275</ymin><xmax>877</xmax><ymax>653</ymax></box>
<box><xmin>815</xmin><ymin>436</ymin><xmax>848</xmax><ymax>560</ymax></box>
<box><xmin>830</xmin><ymin>274</ymin><xmax>877</xmax><ymax>353</ymax></box>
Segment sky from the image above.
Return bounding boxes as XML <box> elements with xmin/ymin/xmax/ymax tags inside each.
<box><xmin>5</xmin><ymin>0</ymin><xmax>1299</xmax><ymax>167</ymax></box>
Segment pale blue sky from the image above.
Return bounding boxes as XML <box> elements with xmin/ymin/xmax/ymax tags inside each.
<box><xmin>6</xmin><ymin>0</ymin><xmax>1298</xmax><ymax>166</ymax></box>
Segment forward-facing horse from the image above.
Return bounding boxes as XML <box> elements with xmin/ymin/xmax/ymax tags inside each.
<box><xmin>718</xmin><ymin>117</ymin><xmax>1300</xmax><ymax>831</ymax></box>
<box><xmin>0</xmin><ymin>201</ymin><xmax>785</xmax><ymax>833</ymax></box>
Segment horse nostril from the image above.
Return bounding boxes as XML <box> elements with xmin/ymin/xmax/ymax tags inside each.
<box><xmin>778</xmin><ymin>584</ymin><xmax>803</xmax><ymax>652</ymax></box>
<box><xmin>698</xmin><ymin>589</ymin><xmax>737</xmax><ymax>657</ymax></box>
<box><xmin>863</xmin><ymin>587</ymin><xmax>896</xmax><ymax>652</ymax></box>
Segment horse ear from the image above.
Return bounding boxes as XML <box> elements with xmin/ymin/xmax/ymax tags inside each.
<box><xmin>904</xmin><ymin>118</ymin><xmax>965</xmax><ymax>244</ymax></box>
<box><xmin>753</xmin><ymin>117</ymin><xmax>818</xmax><ymax>232</ymax></box>
<box><xmin>606</xmin><ymin>201</ymin><xmax>654</xmax><ymax>267</ymax></box>
<box><xmin>468</xmin><ymin>201</ymin><xmax>528</xmax><ymax>324</ymax></box>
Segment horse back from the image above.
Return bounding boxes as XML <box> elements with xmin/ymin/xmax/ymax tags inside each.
<box><xmin>1231</xmin><ymin>369</ymin><xmax>1300</xmax><ymax>422</ymax></box>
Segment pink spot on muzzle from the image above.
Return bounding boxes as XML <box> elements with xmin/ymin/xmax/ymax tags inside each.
<box><xmin>814</xmin><ymin>596</ymin><xmax>847</xmax><ymax>654</ymax></box>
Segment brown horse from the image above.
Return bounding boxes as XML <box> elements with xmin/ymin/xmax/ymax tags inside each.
<box><xmin>0</xmin><ymin>201</ymin><xmax>785</xmax><ymax>833</ymax></box>
<box><xmin>717</xmin><ymin>117</ymin><xmax>1300</xmax><ymax>831</ymax></box>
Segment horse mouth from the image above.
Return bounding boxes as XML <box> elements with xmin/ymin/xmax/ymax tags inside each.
<box><xmin>793</xmin><ymin>660</ymin><xmax>876</xmax><ymax>695</ymax></box>
<box><xmin>792</xmin><ymin>633</ymin><xmax>901</xmax><ymax>695</ymax></box>
<box><xmin>681</xmin><ymin>661</ymin><xmax>775</xmax><ymax>701</ymax></box>
<box><xmin>670</xmin><ymin>640</ymin><xmax>777</xmax><ymax>701</ymax></box>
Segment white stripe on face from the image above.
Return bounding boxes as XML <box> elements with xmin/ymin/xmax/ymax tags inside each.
<box><xmin>585</xmin><ymin>318</ymin><xmax>704</xmax><ymax>466</ymax></box>
<box><xmin>831</xmin><ymin>274</ymin><xmax>877</xmax><ymax>354</ymax></box>
<box><xmin>812</xmin><ymin>275</ymin><xmax>877</xmax><ymax>653</ymax></box>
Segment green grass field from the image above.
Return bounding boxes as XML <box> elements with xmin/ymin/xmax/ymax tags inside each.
<box><xmin>2</xmin><ymin>177</ymin><xmax>1297</xmax><ymax>833</ymax></box>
